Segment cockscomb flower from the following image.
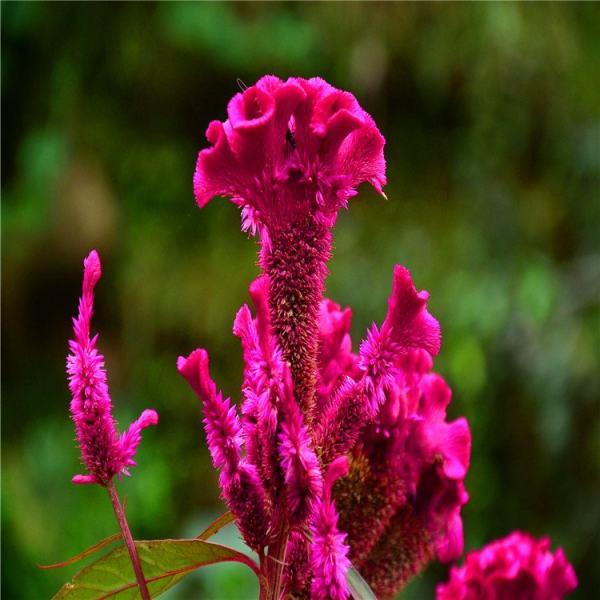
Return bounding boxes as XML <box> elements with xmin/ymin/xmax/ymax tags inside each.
<box><xmin>189</xmin><ymin>76</ymin><xmax>473</xmax><ymax>599</ymax></box>
<box><xmin>327</xmin><ymin>268</ymin><xmax>470</xmax><ymax>599</ymax></box>
<box><xmin>67</xmin><ymin>250</ymin><xmax>158</xmax><ymax>486</ymax></box>
<box><xmin>193</xmin><ymin>75</ymin><xmax>386</xmax><ymax>236</ymax></box>
<box><xmin>194</xmin><ymin>75</ymin><xmax>386</xmax><ymax>417</ymax></box>
<box><xmin>437</xmin><ymin>531</ymin><xmax>578</xmax><ymax>600</ymax></box>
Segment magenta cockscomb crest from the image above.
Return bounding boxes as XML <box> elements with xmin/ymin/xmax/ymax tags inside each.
<box><xmin>437</xmin><ymin>531</ymin><xmax>578</xmax><ymax>600</ymax></box>
<box><xmin>67</xmin><ymin>250</ymin><xmax>158</xmax><ymax>486</ymax></box>
<box><xmin>194</xmin><ymin>75</ymin><xmax>386</xmax><ymax>237</ymax></box>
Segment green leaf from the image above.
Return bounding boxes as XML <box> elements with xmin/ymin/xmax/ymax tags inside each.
<box><xmin>347</xmin><ymin>564</ymin><xmax>377</xmax><ymax>600</ymax></box>
<box><xmin>196</xmin><ymin>511</ymin><xmax>234</xmax><ymax>541</ymax></box>
<box><xmin>53</xmin><ymin>538</ymin><xmax>259</xmax><ymax>599</ymax></box>
<box><xmin>39</xmin><ymin>533</ymin><xmax>123</xmax><ymax>570</ymax></box>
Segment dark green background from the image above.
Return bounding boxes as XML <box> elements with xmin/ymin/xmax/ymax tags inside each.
<box><xmin>2</xmin><ymin>3</ymin><xmax>599</xmax><ymax>598</ymax></box>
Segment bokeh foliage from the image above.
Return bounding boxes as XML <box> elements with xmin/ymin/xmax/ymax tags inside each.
<box><xmin>2</xmin><ymin>2</ymin><xmax>599</xmax><ymax>598</ymax></box>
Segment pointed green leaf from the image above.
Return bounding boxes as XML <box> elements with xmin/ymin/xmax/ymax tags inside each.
<box><xmin>39</xmin><ymin>533</ymin><xmax>123</xmax><ymax>570</ymax></box>
<box><xmin>197</xmin><ymin>511</ymin><xmax>234</xmax><ymax>540</ymax></box>
<box><xmin>53</xmin><ymin>538</ymin><xmax>259</xmax><ymax>599</ymax></box>
<box><xmin>348</xmin><ymin>564</ymin><xmax>378</xmax><ymax>600</ymax></box>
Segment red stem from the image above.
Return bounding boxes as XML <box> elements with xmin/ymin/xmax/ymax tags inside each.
<box><xmin>106</xmin><ymin>480</ymin><xmax>151</xmax><ymax>600</ymax></box>
<box><xmin>267</xmin><ymin>523</ymin><xmax>290</xmax><ymax>600</ymax></box>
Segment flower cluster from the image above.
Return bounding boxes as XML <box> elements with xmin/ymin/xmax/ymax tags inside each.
<box><xmin>67</xmin><ymin>250</ymin><xmax>158</xmax><ymax>486</ymax></box>
<box><xmin>183</xmin><ymin>75</ymin><xmax>471</xmax><ymax>599</ymax></box>
<box><xmin>324</xmin><ymin>267</ymin><xmax>471</xmax><ymax>598</ymax></box>
<box><xmin>60</xmin><ymin>76</ymin><xmax>578</xmax><ymax>600</ymax></box>
<box><xmin>437</xmin><ymin>531</ymin><xmax>578</xmax><ymax>600</ymax></box>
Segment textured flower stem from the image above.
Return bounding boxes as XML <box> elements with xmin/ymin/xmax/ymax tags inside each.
<box><xmin>107</xmin><ymin>480</ymin><xmax>151</xmax><ymax>600</ymax></box>
<box><xmin>264</xmin><ymin>216</ymin><xmax>331</xmax><ymax>419</ymax></box>
<box><xmin>258</xmin><ymin>553</ymin><xmax>269</xmax><ymax>600</ymax></box>
<box><xmin>267</xmin><ymin>524</ymin><xmax>290</xmax><ymax>600</ymax></box>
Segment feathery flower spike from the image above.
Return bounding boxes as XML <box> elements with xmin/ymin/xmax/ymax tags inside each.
<box><xmin>194</xmin><ymin>75</ymin><xmax>386</xmax><ymax>417</ymax></box>
<box><xmin>177</xmin><ymin>348</ymin><xmax>270</xmax><ymax>550</ymax></box>
<box><xmin>310</xmin><ymin>456</ymin><xmax>351</xmax><ymax>600</ymax></box>
<box><xmin>67</xmin><ymin>250</ymin><xmax>158</xmax><ymax>486</ymax></box>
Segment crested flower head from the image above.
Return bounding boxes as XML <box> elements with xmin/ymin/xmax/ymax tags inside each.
<box><xmin>319</xmin><ymin>266</ymin><xmax>471</xmax><ymax>598</ymax></box>
<box><xmin>67</xmin><ymin>250</ymin><xmax>158</xmax><ymax>486</ymax></box>
<box><xmin>194</xmin><ymin>75</ymin><xmax>386</xmax><ymax>238</ymax></box>
<box><xmin>437</xmin><ymin>531</ymin><xmax>578</xmax><ymax>600</ymax></box>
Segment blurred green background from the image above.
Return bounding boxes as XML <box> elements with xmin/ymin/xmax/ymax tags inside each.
<box><xmin>2</xmin><ymin>2</ymin><xmax>599</xmax><ymax>599</ymax></box>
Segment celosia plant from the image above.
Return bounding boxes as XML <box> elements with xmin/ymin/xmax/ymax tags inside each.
<box><xmin>51</xmin><ymin>76</ymin><xmax>577</xmax><ymax>600</ymax></box>
<box><xmin>66</xmin><ymin>250</ymin><xmax>158</xmax><ymax>599</ymax></box>
<box><xmin>437</xmin><ymin>532</ymin><xmax>578</xmax><ymax>600</ymax></box>
<box><xmin>182</xmin><ymin>74</ymin><xmax>471</xmax><ymax>599</ymax></box>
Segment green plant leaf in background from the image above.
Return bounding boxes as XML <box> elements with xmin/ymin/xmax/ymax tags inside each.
<box><xmin>53</xmin><ymin>538</ymin><xmax>259</xmax><ymax>600</ymax></box>
<box><xmin>196</xmin><ymin>511</ymin><xmax>234</xmax><ymax>541</ymax></box>
<box><xmin>347</xmin><ymin>565</ymin><xmax>378</xmax><ymax>600</ymax></box>
<box><xmin>39</xmin><ymin>533</ymin><xmax>123</xmax><ymax>570</ymax></box>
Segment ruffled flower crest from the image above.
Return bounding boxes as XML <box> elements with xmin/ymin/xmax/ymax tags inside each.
<box><xmin>194</xmin><ymin>75</ymin><xmax>386</xmax><ymax>238</ymax></box>
<box><xmin>437</xmin><ymin>531</ymin><xmax>578</xmax><ymax>600</ymax></box>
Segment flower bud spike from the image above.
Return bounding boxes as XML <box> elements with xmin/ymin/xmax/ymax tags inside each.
<box><xmin>67</xmin><ymin>250</ymin><xmax>158</xmax><ymax>486</ymax></box>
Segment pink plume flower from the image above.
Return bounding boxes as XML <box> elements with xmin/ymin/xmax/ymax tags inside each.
<box><xmin>193</xmin><ymin>75</ymin><xmax>386</xmax><ymax>237</ymax></box>
<box><xmin>233</xmin><ymin>277</ymin><xmax>288</xmax><ymax>500</ymax></box>
<box><xmin>278</xmin><ymin>374</ymin><xmax>323</xmax><ymax>526</ymax></box>
<box><xmin>177</xmin><ymin>348</ymin><xmax>270</xmax><ymax>549</ymax></box>
<box><xmin>437</xmin><ymin>531</ymin><xmax>578</xmax><ymax>600</ymax></box>
<box><xmin>359</xmin><ymin>265</ymin><xmax>441</xmax><ymax>411</ymax></box>
<box><xmin>67</xmin><ymin>250</ymin><xmax>158</xmax><ymax>486</ymax></box>
<box><xmin>310</xmin><ymin>456</ymin><xmax>351</xmax><ymax>600</ymax></box>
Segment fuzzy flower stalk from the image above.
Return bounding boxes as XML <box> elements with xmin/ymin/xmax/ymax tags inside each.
<box><xmin>182</xmin><ymin>75</ymin><xmax>473</xmax><ymax>600</ymax></box>
<box><xmin>67</xmin><ymin>250</ymin><xmax>158</xmax><ymax>600</ymax></box>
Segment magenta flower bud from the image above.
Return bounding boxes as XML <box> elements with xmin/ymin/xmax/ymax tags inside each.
<box><xmin>67</xmin><ymin>250</ymin><xmax>158</xmax><ymax>486</ymax></box>
<box><xmin>437</xmin><ymin>531</ymin><xmax>578</xmax><ymax>600</ymax></box>
<box><xmin>310</xmin><ymin>456</ymin><xmax>351</xmax><ymax>600</ymax></box>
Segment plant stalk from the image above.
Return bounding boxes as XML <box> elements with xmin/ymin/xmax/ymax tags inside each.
<box><xmin>267</xmin><ymin>524</ymin><xmax>290</xmax><ymax>600</ymax></box>
<box><xmin>107</xmin><ymin>480</ymin><xmax>151</xmax><ymax>600</ymax></box>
